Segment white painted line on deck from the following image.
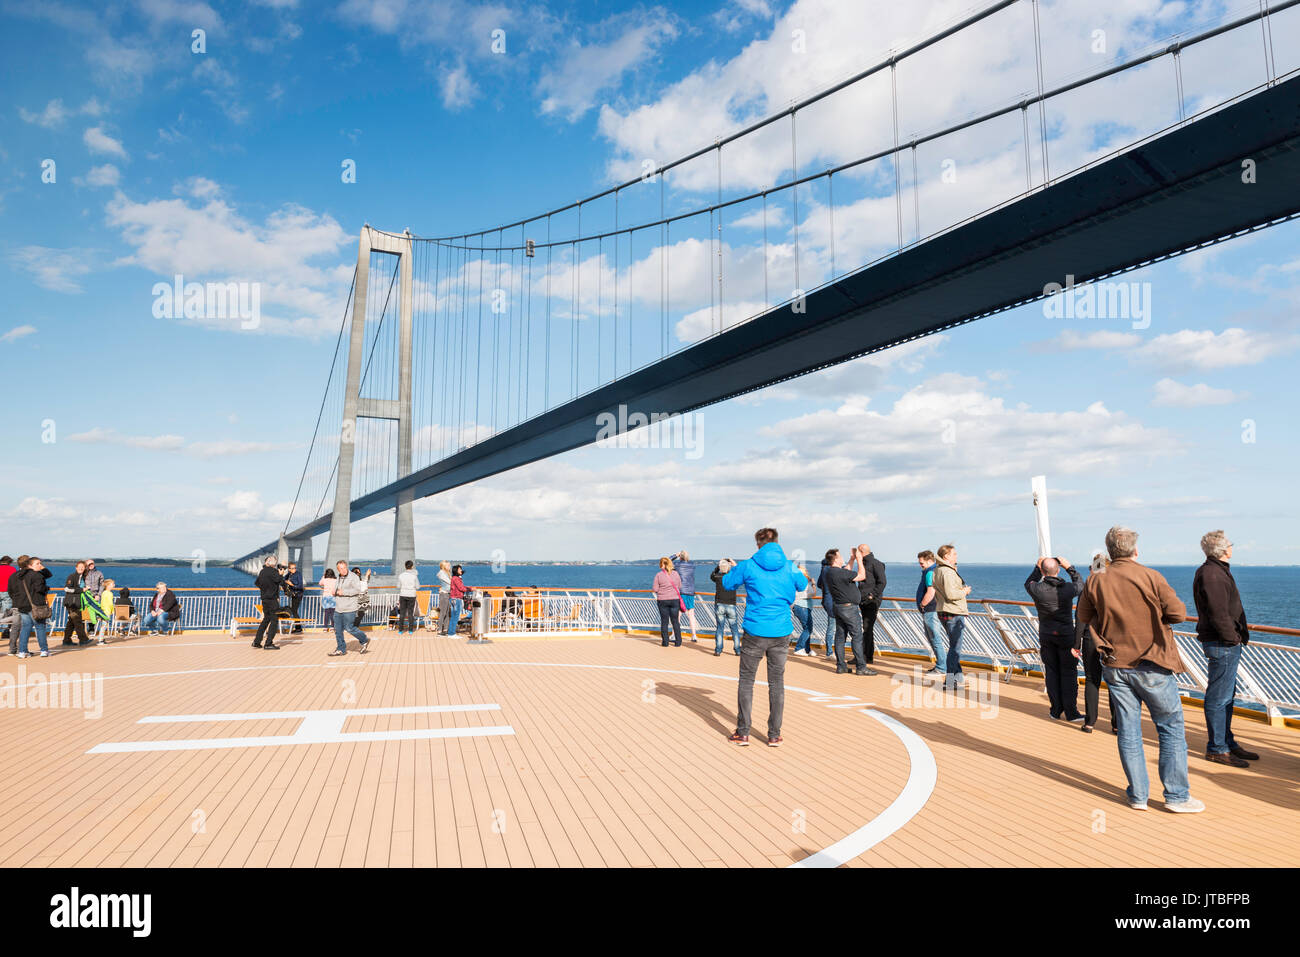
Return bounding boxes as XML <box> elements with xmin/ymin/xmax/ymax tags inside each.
<box><xmin>90</xmin><ymin>703</ymin><xmax>514</xmax><ymax>753</ymax></box>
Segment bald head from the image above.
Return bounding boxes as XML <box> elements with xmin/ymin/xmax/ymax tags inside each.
<box><xmin>1040</xmin><ymin>557</ymin><xmax>1060</xmax><ymax>577</ymax></box>
<box><xmin>857</xmin><ymin>544</ymin><xmax>871</xmax><ymax>556</ymax></box>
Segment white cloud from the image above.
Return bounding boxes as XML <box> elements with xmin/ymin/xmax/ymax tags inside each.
<box><xmin>0</xmin><ymin>325</ymin><xmax>36</xmax><ymax>343</ymax></box>
<box><xmin>19</xmin><ymin>99</ymin><xmax>69</xmax><ymax>128</ymax></box>
<box><xmin>1151</xmin><ymin>378</ymin><xmax>1246</xmax><ymax>407</ymax></box>
<box><xmin>9</xmin><ymin>246</ymin><xmax>94</xmax><ymax>293</ymax></box>
<box><xmin>76</xmin><ymin>164</ymin><xmax>121</xmax><ymax>188</ymax></box>
<box><xmin>8</xmin><ymin>497</ymin><xmax>80</xmax><ymax>521</ymax></box>
<box><xmin>537</xmin><ymin>12</ymin><xmax>679</xmax><ymax>121</ymax></box>
<box><xmin>105</xmin><ymin>185</ymin><xmax>352</xmax><ymax>337</ymax></box>
<box><xmin>1136</xmin><ymin>328</ymin><xmax>1300</xmax><ymax>371</ymax></box>
<box><xmin>1036</xmin><ymin>329</ymin><xmax>1142</xmax><ymax>352</ymax></box>
<box><xmin>439</xmin><ymin>62</ymin><xmax>479</xmax><ymax>111</ymax></box>
<box><xmin>83</xmin><ymin>125</ymin><xmax>129</xmax><ymax>160</ymax></box>
<box><xmin>66</xmin><ymin>428</ymin><xmax>186</xmax><ymax>450</ymax></box>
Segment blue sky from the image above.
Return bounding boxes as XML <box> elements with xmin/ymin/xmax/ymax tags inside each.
<box><xmin>2</xmin><ymin>0</ymin><xmax>1298</xmax><ymax>566</ymax></box>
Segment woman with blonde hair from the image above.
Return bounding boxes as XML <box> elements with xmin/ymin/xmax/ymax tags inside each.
<box><xmin>652</xmin><ymin>556</ymin><xmax>683</xmax><ymax>647</ymax></box>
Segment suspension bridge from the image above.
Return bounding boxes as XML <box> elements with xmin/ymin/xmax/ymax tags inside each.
<box><xmin>234</xmin><ymin>0</ymin><xmax>1300</xmax><ymax>577</ymax></box>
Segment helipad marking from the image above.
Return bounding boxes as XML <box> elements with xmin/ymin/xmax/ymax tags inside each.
<box><xmin>88</xmin><ymin>703</ymin><xmax>514</xmax><ymax>753</ymax></box>
<box><xmin>69</xmin><ymin>656</ymin><xmax>933</xmax><ymax>866</ymax></box>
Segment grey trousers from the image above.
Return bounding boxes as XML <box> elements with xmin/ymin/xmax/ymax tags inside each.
<box><xmin>737</xmin><ymin>632</ymin><xmax>789</xmax><ymax>738</ymax></box>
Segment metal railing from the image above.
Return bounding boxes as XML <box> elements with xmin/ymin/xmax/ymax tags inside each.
<box><xmin>479</xmin><ymin>591</ymin><xmax>613</xmax><ymax>636</ymax></box>
<box><xmin>25</xmin><ymin>585</ymin><xmax>1300</xmax><ymax>722</ymax></box>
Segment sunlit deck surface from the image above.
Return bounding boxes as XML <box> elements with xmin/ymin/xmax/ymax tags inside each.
<box><xmin>2</xmin><ymin>629</ymin><xmax>1296</xmax><ymax>867</ymax></box>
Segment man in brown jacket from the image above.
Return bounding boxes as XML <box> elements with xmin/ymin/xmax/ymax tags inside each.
<box><xmin>1076</xmin><ymin>526</ymin><xmax>1203</xmax><ymax>813</ymax></box>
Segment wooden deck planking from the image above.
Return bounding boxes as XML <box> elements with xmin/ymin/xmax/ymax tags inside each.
<box><xmin>0</xmin><ymin>630</ymin><xmax>1294</xmax><ymax>867</ymax></box>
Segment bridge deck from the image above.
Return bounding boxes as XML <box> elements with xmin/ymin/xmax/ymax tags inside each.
<box><xmin>1</xmin><ymin>630</ymin><xmax>1294</xmax><ymax>867</ymax></box>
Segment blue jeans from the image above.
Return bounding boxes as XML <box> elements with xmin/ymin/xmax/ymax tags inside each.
<box><xmin>1201</xmin><ymin>642</ymin><xmax>1242</xmax><ymax>754</ymax></box>
<box><xmin>142</xmin><ymin>611</ymin><xmax>169</xmax><ymax>634</ymax></box>
<box><xmin>714</xmin><ymin>603</ymin><xmax>741</xmax><ymax>654</ymax></box>
<box><xmin>923</xmin><ymin>610</ymin><xmax>946</xmax><ymax>672</ymax></box>
<box><xmin>1105</xmin><ymin>663</ymin><xmax>1190</xmax><ymax>805</ymax></box>
<box><xmin>792</xmin><ymin>605</ymin><xmax>813</xmax><ymax>653</ymax></box>
<box><xmin>821</xmin><ymin>598</ymin><xmax>835</xmax><ymax>655</ymax></box>
<box><xmin>940</xmin><ymin>613</ymin><xmax>965</xmax><ymax>682</ymax></box>
<box><xmin>447</xmin><ymin>598</ymin><xmax>464</xmax><ymax>635</ymax></box>
<box><xmin>333</xmin><ymin>610</ymin><xmax>368</xmax><ymax>652</ymax></box>
<box><xmin>18</xmin><ymin>612</ymin><xmax>49</xmax><ymax>654</ymax></box>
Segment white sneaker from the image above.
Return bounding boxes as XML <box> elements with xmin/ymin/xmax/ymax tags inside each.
<box><xmin>39</xmin><ymin>650</ymin><xmax>49</xmax><ymax>657</ymax></box>
<box><xmin>796</xmin><ymin>649</ymin><xmax>812</xmax><ymax>657</ymax></box>
<box><xmin>1165</xmin><ymin>797</ymin><xmax>1205</xmax><ymax>814</ymax></box>
<box><xmin>1129</xmin><ymin>800</ymin><xmax>1148</xmax><ymax>811</ymax></box>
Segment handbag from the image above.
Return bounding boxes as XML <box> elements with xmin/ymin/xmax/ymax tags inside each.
<box><xmin>672</xmin><ymin>575</ymin><xmax>686</xmax><ymax>613</ymax></box>
<box><xmin>21</xmin><ymin>575</ymin><xmax>51</xmax><ymax>622</ymax></box>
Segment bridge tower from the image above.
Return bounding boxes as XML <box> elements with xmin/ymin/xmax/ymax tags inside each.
<box><xmin>324</xmin><ymin>225</ymin><xmax>415</xmax><ymax>577</ymax></box>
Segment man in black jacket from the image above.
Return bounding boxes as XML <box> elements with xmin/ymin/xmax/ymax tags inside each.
<box><xmin>253</xmin><ymin>557</ymin><xmax>286</xmax><ymax>650</ymax></box>
<box><xmin>1025</xmin><ymin>556</ymin><xmax>1083</xmax><ymax>721</ymax></box>
<box><xmin>62</xmin><ymin>561</ymin><xmax>91</xmax><ymax>647</ymax></box>
<box><xmin>285</xmin><ymin>562</ymin><xmax>305</xmax><ymax>632</ymax></box>
<box><xmin>1193</xmin><ymin>530</ymin><xmax>1257</xmax><ymax>768</ymax></box>
<box><xmin>855</xmin><ymin>544</ymin><xmax>887</xmax><ymax>666</ymax></box>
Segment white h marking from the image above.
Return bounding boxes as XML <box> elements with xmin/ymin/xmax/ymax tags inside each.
<box><xmin>88</xmin><ymin>704</ymin><xmax>514</xmax><ymax>753</ymax></box>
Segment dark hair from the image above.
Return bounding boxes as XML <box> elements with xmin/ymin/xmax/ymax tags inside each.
<box><xmin>452</xmin><ymin>564</ymin><xmax>464</xmax><ymax>576</ymax></box>
<box><xmin>917</xmin><ymin>550</ymin><xmax>936</xmax><ymax>562</ymax></box>
<box><xmin>754</xmin><ymin>527</ymin><xmax>778</xmax><ymax>546</ymax></box>
<box><xmin>823</xmin><ymin>548</ymin><xmax>839</xmax><ymax>565</ymax></box>
<box><xmin>0</xmin><ymin>556</ymin><xmax>11</xmax><ymax>564</ymax></box>
<box><xmin>15</xmin><ymin>555</ymin><xmax>31</xmax><ymax>569</ymax></box>
<box><xmin>323</xmin><ymin>568</ymin><xmax>336</xmax><ymax>579</ymax></box>
<box><xmin>404</xmin><ymin>560</ymin><xmax>414</xmax><ymax>570</ymax></box>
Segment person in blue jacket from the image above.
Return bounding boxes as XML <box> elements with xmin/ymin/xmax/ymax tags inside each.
<box><xmin>722</xmin><ymin>527</ymin><xmax>806</xmax><ymax>748</ymax></box>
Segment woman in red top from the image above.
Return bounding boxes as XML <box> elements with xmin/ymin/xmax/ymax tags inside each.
<box><xmin>446</xmin><ymin>565</ymin><xmax>467</xmax><ymax>636</ymax></box>
<box><xmin>652</xmin><ymin>557</ymin><xmax>683</xmax><ymax>647</ymax></box>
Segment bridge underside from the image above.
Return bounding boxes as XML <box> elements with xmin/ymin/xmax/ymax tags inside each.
<box><xmin>240</xmin><ymin>75</ymin><xmax>1300</xmax><ymax>566</ymax></box>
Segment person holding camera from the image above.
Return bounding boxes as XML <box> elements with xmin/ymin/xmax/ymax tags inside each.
<box><xmin>1025</xmin><ymin>554</ymin><xmax>1084</xmax><ymax>721</ymax></box>
<box><xmin>710</xmin><ymin>558</ymin><xmax>741</xmax><ymax>656</ymax></box>
<box><xmin>821</xmin><ymin>546</ymin><xmax>876</xmax><ymax>675</ymax></box>
<box><xmin>253</xmin><ymin>556</ymin><xmax>286</xmax><ymax>650</ymax></box>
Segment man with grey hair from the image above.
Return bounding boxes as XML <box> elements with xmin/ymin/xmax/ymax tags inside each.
<box><xmin>1077</xmin><ymin>526</ymin><xmax>1202</xmax><ymax>812</ymax></box>
<box><xmin>1193</xmin><ymin>530</ymin><xmax>1257</xmax><ymax>768</ymax></box>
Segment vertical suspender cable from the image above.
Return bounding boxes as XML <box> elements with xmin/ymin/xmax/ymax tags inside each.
<box><xmin>1031</xmin><ymin>0</ymin><xmax>1050</xmax><ymax>183</ymax></box>
<box><xmin>790</xmin><ymin>111</ymin><xmax>800</xmax><ymax>292</ymax></box>
<box><xmin>891</xmin><ymin>59</ymin><xmax>903</xmax><ymax>250</ymax></box>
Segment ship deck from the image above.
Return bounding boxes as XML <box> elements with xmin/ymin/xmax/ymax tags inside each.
<box><xmin>1</xmin><ymin>629</ymin><xmax>1296</xmax><ymax>867</ymax></box>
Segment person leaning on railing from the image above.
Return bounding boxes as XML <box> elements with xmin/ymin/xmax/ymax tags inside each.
<box><xmin>1193</xmin><ymin>530</ymin><xmax>1259</xmax><ymax>769</ymax></box>
<box><xmin>1076</xmin><ymin>525</ymin><xmax>1202</xmax><ymax>814</ymax></box>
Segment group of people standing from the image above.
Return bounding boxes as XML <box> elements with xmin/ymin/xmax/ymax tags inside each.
<box><xmin>665</xmin><ymin>525</ymin><xmax>1261</xmax><ymax>816</ymax></box>
<box><xmin>1020</xmin><ymin>526</ymin><xmax>1260</xmax><ymax>813</ymax></box>
<box><xmin>254</xmin><ymin>558</ymin><xmax>470</xmax><ymax>654</ymax></box>
<box><xmin>0</xmin><ymin>555</ymin><xmax>181</xmax><ymax>657</ymax></box>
